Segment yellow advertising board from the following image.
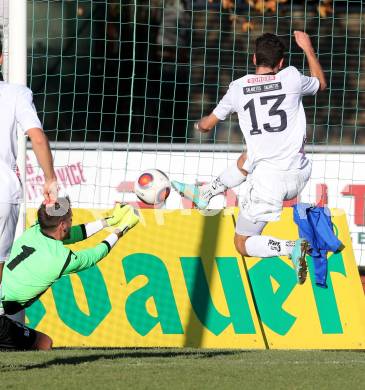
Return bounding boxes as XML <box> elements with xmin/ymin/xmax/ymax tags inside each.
<box><xmin>25</xmin><ymin>207</ymin><xmax>365</xmax><ymax>349</ymax></box>
<box><xmin>234</xmin><ymin>208</ymin><xmax>365</xmax><ymax>349</ymax></box>
<box><xmin>25</xmin><ymin>208</ymin><xmax>266</xmax><ymax>349</ymax></box>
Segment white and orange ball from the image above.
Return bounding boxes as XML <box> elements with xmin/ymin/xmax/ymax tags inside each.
<box><xmin>134</xmin><ymin>169</ymin><xmax>171</xmax><ymax>205</ymax></box>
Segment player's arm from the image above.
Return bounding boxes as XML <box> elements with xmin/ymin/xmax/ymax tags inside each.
<box><xmin>15</xmin><ymin>87</ymin><xmax>58</xmax><ymax>205</ymax></box>
<box><xmin>27</xmin><ymin>127</ymin><xmax>58</xmax><ymax>204</ymax></box>
<box><xmin>63</xmin><ymin>243</ymin><xmax>110</xmax><ymax>274</ymax></box>
<box><xmin>196</xmin><ymin>82</ymin><xmax>235</xmax><ymax>133</ymax></box>
<box><xmin>194</xmin><ymin>113</ymin><xmax>220</xmax><ymax>133</ymax></box>
<box><xmin>62</xmin><ymin>222</ymin><xmax>106</xmax><ymax>245</ymax></box>
<box><xmin>294</xmin><ymin>31</ymin><xmax>327</xmax><ymax>91</ymax></box>
<box><xmin>62</xmin><ymin>205</ymin><xmax>139</xmax><ymax>274</ymax></box>
<box><xmin>62</xmin><ymin>203</ymin><xmax>130</xmax><ymax>245</ymax></box>
<box><xmin>63</xmin><ymin>230</ymin><xmax>129</xmax><ymax>274</ymax></box>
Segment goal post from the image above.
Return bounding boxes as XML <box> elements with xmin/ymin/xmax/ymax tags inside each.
<box><xmin>4</xmin><ymin>0</ymin><xmax>28</xmax><ymax>234</ymax></box>
<box><xmin>12</xmin><ymin>1</ymin><xmax>27</xmax><ymax>229</ymax></box>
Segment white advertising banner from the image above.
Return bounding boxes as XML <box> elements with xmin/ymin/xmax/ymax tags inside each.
<box><xmin>25</xmin><ymin>150</ymin><xmax>365</xmax><ymax>265</ymax></box>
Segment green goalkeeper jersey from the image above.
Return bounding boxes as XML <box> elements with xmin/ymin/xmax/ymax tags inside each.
<box><xmin>0</xmin><ymin>223</ymin><xmax>109</xmax><ymax>315</ymax></box>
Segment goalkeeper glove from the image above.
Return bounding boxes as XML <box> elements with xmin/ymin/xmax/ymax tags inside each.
<box><xmin>106</xmin><ymin>203</ymin><xmax>131</xmax><ymax>227</ymax></box>
<box><xmin>115</xmin><ymin>205</ymin><xmax>140</xmax><ymax>236</ymax></box>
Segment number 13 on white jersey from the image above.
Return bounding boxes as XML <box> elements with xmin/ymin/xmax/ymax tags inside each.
<box><xmin>213</xmin><ymin>66</ymin><xmax>320</xmax><ymax>171</ymax></box>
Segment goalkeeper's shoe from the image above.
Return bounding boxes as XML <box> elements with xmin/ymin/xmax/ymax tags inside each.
<box><xmin>106</xmin><ymin>203</ymin><xmax>131</xmax><ymax>226</ymax></box>
<box><xmin>171</xmin><ymin>181</ymin><xmax>209</xmax><ymax>210</ymax></box>
<box><xmin>116</xmin><ymin>205</ymin><xmax>140</xmax><ymax>236</ymax></box>
<box><xmin>289</xmin><ymin>239</ymin><xmax>309</xmax><ymax>285</ymax></box>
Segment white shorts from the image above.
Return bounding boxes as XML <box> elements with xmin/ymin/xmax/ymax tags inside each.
<box><xmin>0</xmin><ymin>203</ymin><xmax>20</xmax><ymax>263</ymax></box>
<box><xmin>236</xmin><ymin>161</ymin><xmax>311</xmax><ymax>236</ymax></box>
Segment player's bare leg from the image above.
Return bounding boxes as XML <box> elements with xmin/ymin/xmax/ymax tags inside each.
<box><xmin>172</xmin><ymin>153</ymin><xmax>248</xmax><ymax>209</ymax></box>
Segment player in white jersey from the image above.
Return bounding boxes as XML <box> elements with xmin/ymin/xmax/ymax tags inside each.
<box><xmin>0</xmin><ymin>38</ymin><xmax>58</xmax><ymax>286</ymax></box>
<box><xmin>172</xmin><ymin>31</ymin><xmax>327</xmax><ymax>284</ymax></box>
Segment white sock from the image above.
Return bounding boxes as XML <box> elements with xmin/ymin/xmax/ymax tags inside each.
<box><xmin>200</xmin><ymin>164</ymin><xmax>247</xmax><ymax>201</ymax></box>
<box><xmin>245</xmin><ymin>236</ymin><xmax>295</xmax><ymax>258</ymax></box>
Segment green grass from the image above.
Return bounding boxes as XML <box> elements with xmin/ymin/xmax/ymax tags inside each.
<box><xmin>1</xmin><ymin>349</ymin><xmax>365</xmax><ymax>389</ymax></box>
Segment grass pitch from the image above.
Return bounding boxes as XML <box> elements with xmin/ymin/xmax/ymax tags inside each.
<box><xmin>1</xmin><ymin>349</ymin><xmax>365</xmax><ymax>389</ymax></box>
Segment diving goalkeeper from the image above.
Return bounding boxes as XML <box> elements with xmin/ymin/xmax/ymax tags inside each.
<box><xmin>0</xmin><ymin>198</ymin><xmax>139</xmax><ymax>350</ymax></box>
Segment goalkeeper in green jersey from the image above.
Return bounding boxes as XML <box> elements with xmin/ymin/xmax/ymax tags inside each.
<box><xmin>0</xmin><ymin>198</ymin><xmax>139</xmax><ymax>350</ymax></box>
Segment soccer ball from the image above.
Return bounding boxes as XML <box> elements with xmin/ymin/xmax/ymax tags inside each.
<box><xmin>134</xmin><ymin>169</ymin><xmax>171</xmax><ymax>205</ymax></box>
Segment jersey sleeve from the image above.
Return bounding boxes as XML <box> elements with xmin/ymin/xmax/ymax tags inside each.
<box><xmin>300</xmin><ymin>74</ymin><xmax>320</xmax><ymax>96</ymax></box>
<box><xmin>63</xmin><ymin>243</ymin><xmax>109</xmax><ymax>274</ymax></box>
<box><xmin>62</xmin><ymin>225</ymin><xmax>87</xmax><ymax>245</ymax></box>
<box><xmin>15</xmin><ymin>87</ymin><xmax>43</xmax><ymax>133</ymax></box>
<box><xmin>62</xmin><ymin>220</ymin><xmax>106</xmax><ymax>245</ymax></box>
<box><xmin>213</xmin><ymin>82</ymin><xmax>236</xmax><ymax>120</ymax></box>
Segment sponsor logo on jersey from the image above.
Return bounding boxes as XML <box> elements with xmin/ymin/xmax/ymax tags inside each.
<box><xmin>244</xmin><ymin>82</ymin><xmax>282</xmax><ymax>94</ymax></box>
<box><xmin>247</xmin><ymin>75</ymin><xmax>276</xmax><ymax>83</ymax></box>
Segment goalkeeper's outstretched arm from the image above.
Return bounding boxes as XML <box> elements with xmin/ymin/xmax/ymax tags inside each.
<box><xmin>62</xmin><ymin>203</ymin><xmax>131</xmax><ymax>245</ymax></box>
<box><xmin>63</xmin><ymin>205</ymin><xmax>140</xmax><ymax>274</ymax></box>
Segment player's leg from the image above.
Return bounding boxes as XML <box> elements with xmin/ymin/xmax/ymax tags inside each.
<box><xmin>235</xmin><ymin>234</ymin><xmax>297</xmax><ymax>257</ymax></box>
<box><xmin>0</xmin><ymin>315</ymin><xmax>52</xmax><ymax>350</ymax></box>
<box><xmin>284</xmin><ymin>160</ymin><xmax>312</xmax><ymax>203</ymax></box>
<box><xmin>235</xmin><ymin>163</ymin><xmax>312</xmax><ymax>283</ymax></box>
<box><xmin>280</xmin><ymin>162</ymin><xmax>312</xmax><ymax>283</ymax></box>
<box><xmin>33</xmin><ymin>330</ymin><xmax>53</xmax><ymax>350</ymax></box>
<box><xmin>172</xmin><ymin>153</ymin><xmax>248</xmax><ymax>209</ymax></box>
<box><xmin>234</xmin><ymin>214</ymin><xmax>296</xmax><ymax>257</ymax></box>
<box><xmin>0</xmin><ymin>203</ymin><xmax>19</xmax><ymax>283</ymax></box>
<box><xmin>0</xmin><ymin>203</ymin><xmax>25</xmax><ymax>323</ymax></box>
<box><xmin>203</xmin><ymin>152</ymin><xmax>248</xmax><ymax>197</ymax></box>
<box><xmin>234</xmin><ymin>213</ymin><xmax>309</xmax><ymax>284</ymax></box>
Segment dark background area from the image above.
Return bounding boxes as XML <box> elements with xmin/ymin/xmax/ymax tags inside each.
<box><xmin>27</xmin><ymin>0</ymin><xmax>365</xmax><ymax>145</ymax></box>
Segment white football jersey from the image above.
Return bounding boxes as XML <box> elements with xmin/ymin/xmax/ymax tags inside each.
<box><xmin>213</xmin><ymin>66</ymin><xmax>319</xmax><ymax>172</ymax></box>
<box><xmin>0</xmin><ymin>82</ymin><xmax>42</xmax><ymax>203</ymax></box>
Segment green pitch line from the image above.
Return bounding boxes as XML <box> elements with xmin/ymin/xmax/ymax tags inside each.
<box><xmin>1</xmin><ymin>349</ymin><xmax>365</xmax><ymax>389</ymax></box>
